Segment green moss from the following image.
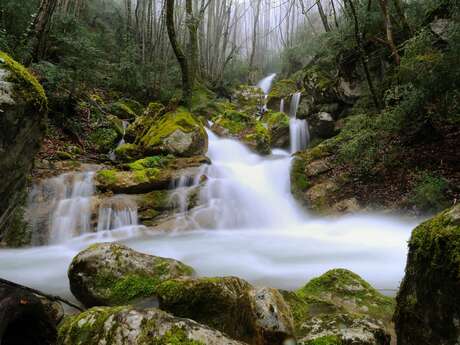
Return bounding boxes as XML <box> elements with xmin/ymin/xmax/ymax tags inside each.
<box><xmin>303</xmin><ymin>335</ymin><xmax>342</xmax><ymax>345</ymax></box>
<box><xmin>268</xmin><ymin>79</ymin><xmax>298</xmax><ymax>99</ymax></box>
<box><xmin>127</xmin><ymin>156</ymin><xmax>171</xmax><ymax>171</ymax></box>
<box><xmin>150</xmin><ymin>327</ymin><xmax>205</xmax><ymax>345</ymax></box>
<box><xmin>409</xmin><ymin>172</ymin><xmax>450</xmax><ymax>214</ymax></box>
<box><xmin>133</xmin><ymin>168</ymin><xmax>160</xmax><ymax>183</ymax></box>
<box><xmin>56</xmin><ymin>151</ymin><xmax>74</xmax><ymax>160</ymax></box>
<box><xmin>266</xmin><ymin>111</ymin><xmax>290</xmax><ymax>128</ymax></box>
<box><xmin>144</xmin><ymin>102</ymin><xmax>165</xmax><ymax>118</ymax></box>
<box><xmin>291</xmin><ymin>157</ymin><xmax>310</xmax><ymax>198</ymax></box>
<box><xmin>0</xmin><ymin>51</ymin><xmax>47</xmax><ymax>110</ymax></box>
<box><xmin>111</xmin><ymin>99</ymin><xmax>141</xmax><ymax>119</ymax></box>
<box><xmin>114</xmin><ymin>143</ymin><xmax>142</xmax><ymax>162</ymax></box>
<box><xmin>96</xmin><ymin>169</ymin><xmax>118</xmax><ymax>185</ymax></box>
<box><xmin>140</xmin><ymin>108</ymin><xmax>204</xmax><ymax>148</ymax></box>
<box><xmin>89</xmin><ymin>127</ymin><xmax>118</xmax><ymax>153</ymax></box>
<box><xmin>110</xmin><ymin>274</ymin><xmax>159</xmax><ymax>304</ymax></box>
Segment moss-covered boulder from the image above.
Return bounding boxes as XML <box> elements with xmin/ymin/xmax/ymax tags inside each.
<box><xmin>155</xmin><ymin>277</ymin><xmax>295</xmax><ymax>345</ymax></box>
<box><xmin>58</xmin><ymin>306</ymin><xmax>246</xmax><ymax>345</ymax></box>
<box><xmin>0</xmin><ymin>51</ymin><xmax>48</xmax><ymax>246</ymax></box>
<box><xmin>233</xmin><ymin>85</ymin><xmax>264</xmax><ymax>113</ymax></box>
<box><xmin>264</xmin><ymin>111</ymin><xmax>290</xmax><ymax>148</ymax></box>
<box><xmin>283</xmin><ymin>269</ymin><xmax>394</xmax><ymax>345</ymax></box>
<box><xmin>110</xmin><ymin>98</ymin><xmax>142</xmax><ymax>120</ymax></box>
<box><xmin>267</xmin><ymin>79</ymin><xmax>299</xmax><ymax>111</ymax></box>
<box><xmin>113</xmin><ymin>143</ymin><xmax>143</xmax><ymax>162</ymax></box>
<box><xmin>125</xmin><ymin>102</ymin><xmax>165</xmax><ymax>143</ymax></box>
<box><xmin>394</xmin><ymin>204</ymin><xmax>460</xmax><ymax>345</ymax></box>
<box><xmin>95</xmin><ymin>155</ymin><xmax>209</xmax><ymax>194</ymax></box>
<box><xmin>68</xmin><ymin>243</ymin><xmax>195</xmax><ymax>307</ymax></box>
<box><xmin>139</xmin><ymin>108</ymin><xmax>208</xmax><ymax>157</ymax></box>
<box><xmin>211</xmin><ymin>110</ymin><xmax>271</xmax><ymax>155</ymax></box>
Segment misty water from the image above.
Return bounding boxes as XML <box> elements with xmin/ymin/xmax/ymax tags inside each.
<box><xmin>0</xmin><ymin>76</ymin><xmax>419</xmax><ymax>303</ymax></box>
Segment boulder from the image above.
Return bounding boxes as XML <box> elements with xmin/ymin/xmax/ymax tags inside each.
<box><xmin>394</xmin><ymin>204</ymin><xmax>460</xmax><ymax>345</ymax></box>
<box><xmin>110</xmin><ymin>98</ymin><xmax>142</xmax><ymax>120</ymax></box>
<box><xmin>58</xmin><ymin>306</ymin><xmax>246</xmax><ymax>345</ymax></box>
<box><xmin>0</xmin><ymin>52</ymin><xmax>48</xmax><ymax>246</ymax></box>
<box><xmin>139</xmin><ymin>108</ymin><xmax>208</xmax><ymax>157</ymax></box>
<box><xmin>155</xmin><ymin>276</ymin><xmax>295</xmax><ymax>345</ymax></box>
<box><xmin>0</xmin><ymin>281</ymin><xmax>59</xmax><ymax>345</ymax></box>
<box><xmin>283</xmin><ymin>269</ymin><xmax>394</xmax><ymax>345</ymax></box>
<box><xmin>267</xmin><ymin>79</ymin><xmax>299</xmax><ymax>111</ymax></box>
<box><xmin>430</xmin><ymin>18</ymin><xmax>452</xmax><ymax>41</ymax></box>
<box><xmin>95</xmin><ymin>156</ymin><xmax>209</xmax><ymax>194</ymax></box>
<box><xmin>233</xmin><ymin>85</ymin><xmax>264</xmax><ymax>113</ymax></box>
<box><xmin>265</xmin><ymin>111</ymin><xmax>290</xmax><ymax>149</ymax></box>
<box><xmin>309</xmin><ymin>112</ymin><xmax>336</xmax><ymax>140</ymax></box>
<box><xmin>68</xmin><ymin>243</ymin><xmax>195</xmax><ymax>307</ymax></box>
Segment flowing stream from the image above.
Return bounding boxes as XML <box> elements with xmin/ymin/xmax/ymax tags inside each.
<box><xmin>0</xmin><ymin>75</ymin><xmax>418</xmax><ymax>301</ymax></box>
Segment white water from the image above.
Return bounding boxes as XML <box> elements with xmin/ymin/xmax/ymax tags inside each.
<box><xmin>280</xmin><ymin>98</ymin><xmax>285</xmax><ymax>113</ymax></box>
<box><xmin>97</xmin><ymin>195</ymin><xmax>138</xmax><ymax>232</ymax></box>
<box><xmin>0</xmin><ymin>126</ymin><xmax>418</xmax><ymax>299</ymax></box>
<box><xmin>109</xmin><ymin>120</ymin><xmax>129</xmax><ymax>161</ymax></box>
<box><xmin>257</xmin><ymin>73</ymin><xmax>276</xmax><ymax>95</ymax></box>
<box><xmin>288</xmin><ymin>92</ymin><xmax>310</xmax><ymax>153</ymax></box>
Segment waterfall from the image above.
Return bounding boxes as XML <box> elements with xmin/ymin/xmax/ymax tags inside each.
<box><xmin>47</xmin><ymin>172</ymin><xmax>95</xmax><ymax>244</ymax></box>
<box><xmin>288</xmin><ymin>92</ymin><xmax>310</xmax><ymax>154</ymax></box>
<box><xmin>97</xmin><ymin>196</ymin><xmax>138</xmax><ymax>232</ymax></box>
<box><xmin>257</xmin><ymin>73</ymin><xmax>276</xmax><ymax>95</ymax></box>
<box><xmin>109</xmin><ymin>120</ymin><xmax>129</xmax><ymax>161</ymax></box>
<box><xmin>280</xmin><ymin>98</ymin><xmax>285</xmax><ymax>113</ymax></box>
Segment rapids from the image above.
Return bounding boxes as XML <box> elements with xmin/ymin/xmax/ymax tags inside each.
<box><xmin>0</xmin><ymin>127</ymin><xmax>418</xmax><ymax>301</ymax></box>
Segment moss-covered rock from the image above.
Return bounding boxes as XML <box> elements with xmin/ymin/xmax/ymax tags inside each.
<box><xmin>264</xmin><ymin>111</ymin><xmax>290</xmax><ymax>148</ymax></box>
<box><xmin>88</xmin><ymin>127</ymin><xmax>119</xmax><ymax>153</ymax></box>
<box><xmin>155</xmin><ymin>276</ymin><xmax>295</xmax><ymax>345</ymax></box>
<box><xmin>394</xmin><ymin>204</ymin><xmax>460</xmax><ymax>345</ymax></box>
<box><xmin>68</xmin><ymin>243</ymin><xmax>195</xmax><ymax>307</ymax></box>
<box><xmin>233</xmin><ymin>85</ymin><xmax>264</xmax><ymax>113</ymax></box>
<box><xmin>267</xmin><ymin>79</ymin><xmax>299</xmax><ymax>110</ymax></box>
<box><xmin>283</xmin><ymin>269</ymin><xmax>394</xmax><ymax>345</ymax></box>
<box><xmin>57</xmin><ymin>306</ymin><xmax>245</xmax><ymax>345</ymax></box>
<box><xmin>110</xmin><ymin>98</ymin><xmax>142</xmax><ymax>120</ymax></box>
<box><xmin>95</xmin><ymin>155</ymin><xmax>209</xmax><ymax>194</ymax></box>
<box><xmin>113</xmin><ymin>143</ymin><xmax>143</xmax><ymax>162</ymax></box>
<box><xmin>140</xmin><ymin>108</ymin><xmax>208</xmax><ymax>157</ymax></box>
<box><xmin>0</xmin><ymin>51</ymin><xmax>48</xmax><ymax>246</ymax></box>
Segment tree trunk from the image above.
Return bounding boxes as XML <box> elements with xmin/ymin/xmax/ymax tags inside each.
<box><xmin>27</xmin><ymin>0</ymin><xmax>58</xmax><ymax>64</ymax></box>
<box><xmin>345</xmin><ymin>0</ymin><xmax>381</xmax><ymax>109</ymax></box>
<box><xmin>378</xmin><ymin>0</ymin><xmax>400</xmax><ymax>65</ymax></box>
<box><xmin>249</xmin><ymin>0</ymin><xmax>262</xmax><ymax>83</ymax></box>
<box><xmin>166</xmin><ymin>0</ymin><xmax>193</xmax><ymax>107</ymax></box>
<box><xmin>316</xmin><ymin>0</ymin><xmax>331</xmax><ymax>32</ymax></box>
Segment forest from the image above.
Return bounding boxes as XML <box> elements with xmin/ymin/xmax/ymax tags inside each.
<box><xmin>0</xmin><ymin>0</ymin><xmax>459</xmax><ymax>344</ymax></box>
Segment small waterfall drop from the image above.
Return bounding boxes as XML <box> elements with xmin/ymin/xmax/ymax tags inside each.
<box><xmin>97</xmin><ymin>196</ymin><xmax>138</xmax><ymax>232</ymax></box>
<box><xmin>48</xmin><ymin>172</ymin><xmax>95</xmax><ymax>244</ymax></box>
<box><xmin>280</xmin><ymin>98</ymin><xmax>285</xmax><ymax>113</ymax></box>
<box><xmin>257</xmin><ymin>73</ymin><xmax>276</xmax><ymax>95</ymax></box>
<box><xmin>288</xmin><ymin>92</ymin><xmax>310</xmax><ymax>153</ymax></box>
<box><xmin>109</xmin><ymin>120</ymin><xmax>129</xmax><ymax>161</ymax></box>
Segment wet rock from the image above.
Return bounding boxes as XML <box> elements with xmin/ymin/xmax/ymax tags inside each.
<box><xmin>0</xmin><ymin>52</ymin><xmax>48</xmax><ymax>246</ymax></box>
<box><xmin>265</xmin><ymin>111</ymin><xmax>290</xmax><ymax>149</ymax></box>
<box><xmin>0</xmin><ymin>281</ymin><xmax>58</xmax><ymax>345</ymax></box>
<box><xmin>68</xmin><ymin>243</ymin><xmax>195</xmax><ymax>307</ymax></box>
<box><xmin>267</xmin><ymin>79</ymin><xmax>299</xmax><ymax>111</ymax></box>
<box><xmin>155</xmin><ymin>276</ymin><xmax>295</xmax><ymax>345</ymax></box>
<box><xmin>58</xmin><ymin>306</ymin><xmax>246</xmax><ymax>345</ymax></box>
<box><xmin>95</xmin><ymin>155</ymin><xmax>210</xmax><ymax>194</ymax></box>
<box><xmin>394</xmin><ymin>204</ymin><xmax>460</xmax><ymax>345</ymax></box>
<box><xmin>430</xmin><ymin>18</ymin><xmax>452</xmax><ymax>41</ymax></box>
<box><xmin>139</xmin><ymin>108</ymin><xmax>208</xmax><ymax>157</ymax></box>
<box><xmin>309</xmin><ymin>112</ymin><xmax>336</xmax><ymax>140</ymax></box>
<box><xmin>283</xmin><ymin>269</ymin><xmax>394</xmax><ymax>345</ymax></box>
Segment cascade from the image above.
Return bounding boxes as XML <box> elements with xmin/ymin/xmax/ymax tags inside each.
<box><xmin>257</xmin><ymin>73</ymin><xmax>276</xmax><ymax>95</ymax></box>
<box><xmin>288</xmin><ymin>92</ymin><xmax>310</xmax><ymax>153</ymax></box>
<box><xmin>97</xmin><ymin>196</ymin><xmax>138</xmax><ymax>232</ymax></box>
<box><xmin>280</xmin><ymin>98</ymin><xmax>285</xmax><ymax>113</ymax></box>
<box><xmin>109</xmin><ymin>120</ymin><xmax>129</xmax><ymax>161</ymax></box>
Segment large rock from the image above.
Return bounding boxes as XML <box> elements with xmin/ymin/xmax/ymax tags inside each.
<box><xmin>283</xmin><ymin>269</ymin><xmax>394</xmax><ymax>345</ymax></box>
<box><xmin>68</xmin><ymin>243</ymin><xmax>195</xmax><ymax>307</ymax></box>
<box><xmin>155</xmin><ymin>276</ymin><xmax>295</xmax><ymax>345</ymax></box>
<box><xmin>139</xmin><ymin>108</ymin><xmax>208</xmax><ymax>157</ymax></box>
<box><xmin>0</xmin><ymin>281</ymin><xmax>60</xmax><ymax>345</ymax></box>
<box><xmin>58</xmin><ymin>306</ymin><xmax>246</xmax><ymax>345</ymax></box>
<box><xmin>95</xmin><ymin>155</ymin><xmax>210</xmax><ymax>194</ymax></box>
<box><xmin>308</xmin><ymin>112</ymin><xmax>337</xmax><ymax>140</ymax></box>
<box><xmin>264</xmin><ymin>111</ymin><xmax>290</xmax><ymax>149</ymax></box>
<box><xmin>267</xmin><ymin>79</ymin><xmax>299</xmax><ymax>111</ymax></box>
<box><xmin>0</xmin><ymin>52</ymin><xmax>48</xmax><ymax>246</ymax></box>
<box><xmin>394</xmin><ymin>204</ymin><xmax>460</xmax><ymax>345</ymax></box>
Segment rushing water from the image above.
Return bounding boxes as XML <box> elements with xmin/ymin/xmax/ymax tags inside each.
<box><xmin>288</xmin><ymin>92</ymin><xmax>310</xmax><ymax>153</ymax></box>
<box><xmin>0</xmin><ymin>125</ymin><xmax>417</xmax><ymax>300</ymax></box>
<box><xmin>257</xmin><ymin>73</ymin><xmax>277</xmax><ymax>94</ymax></box>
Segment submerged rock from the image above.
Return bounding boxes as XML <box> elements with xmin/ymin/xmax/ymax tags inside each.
<box><xmin>155</xmin><ymin>276</ymin><xmax>295</xmax><ymax>345</ymax></box>
<box><xmin>68</xmin><ymin>243</ymin><xmax>195</xmax><ymax>307</ymax></box>
<box><xmin>58</xmin><ymin>306</ymin><xmax>246</xmax><ymax>345</ymax></box>
<box><xmin>0</xmin><ymin>281</ymin><xmax>59</xmax><ymax>345</ymax></box>
<box><xmin>0</xmin><ymin>52</ymin><xmax>48</xmax><ymax>246</ymax></box>
<box><xmin>394</xmin><ymin>204</ymin><xmax>460</xmax><ymax>345</ymax></box>
<box><xmin>139</xmin><ymin>108</ymin><xmax>208</xmax><ymax>157</ymax></box>
<box><xmin>283</xmin><ymin>269</ymin><xmax>394</xmax><ymax>345</ymax></box>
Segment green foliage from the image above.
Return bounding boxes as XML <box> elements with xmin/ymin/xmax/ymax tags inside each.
<box><xmin>304</xmin><ymin>336</ymin><xmax>342</xmax><ymax>345</ymax></box>
<box><xmin>409</xmin><ymin>173</ymin><xmax>450</xmax><ymax>214</ymax></box>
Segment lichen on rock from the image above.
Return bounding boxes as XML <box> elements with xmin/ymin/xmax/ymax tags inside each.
<box><xmin>68</xmin><ymin>243</ymin><xmax>195</xmax><ymax>307</ymax></box>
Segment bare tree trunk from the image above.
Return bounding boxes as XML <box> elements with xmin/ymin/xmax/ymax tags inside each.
<box><xmin>248</xmin><ymin>0</ymin><xmax>262</xmax><ymax>83</ymax></box>
<box><xmin>378</xmin><ymin>0</ymin><xmax>400</xmax><ymax>65</ymax></box>
<box><xmin>345</xmin><ymin>0</ymin><xmax>381</xmax><ymax>109</ymax></box>
<box><xmin>166</xmin><ymin>0</ymin><xmax>192</xmax><ymax>107</ymax></box>
<box><xmin>316</xmin><ymin>0</ymin><xmax>331</xmax><ymax>32</ymax></box>
<box><xmin>27</xmin><ymin>0</ymin><xmax>58</xmax><ymax>64</ymax></box>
